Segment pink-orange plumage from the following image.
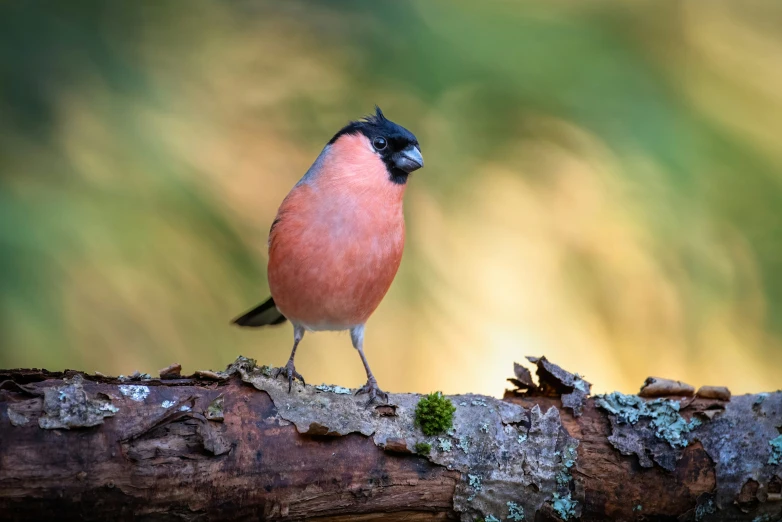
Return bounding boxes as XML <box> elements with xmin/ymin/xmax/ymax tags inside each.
<box><xmin>233</xmin><ymin>107</ymin><xmax>423</xmax><ymax>403</ymax></box>
<box><xmin>269</xmin><ymin>133</ymin><xmax>406</xmax><ymax>331</ymax></box>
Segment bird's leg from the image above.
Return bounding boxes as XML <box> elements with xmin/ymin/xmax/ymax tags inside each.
<box><xmin>273</xmin><ymin>325</ymin><xmax>306</xmax><ymax>392</ymax></box>
<box><xmin>350</xmin><ymin>325</ymin><xmax>388</xmax><ymax>404</ymax></box>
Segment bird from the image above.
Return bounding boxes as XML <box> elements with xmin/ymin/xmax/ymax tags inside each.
<box><xmin>232</xmin><ymin>107</ymin><xmax>423</xmax><ymax>403</ymax></box>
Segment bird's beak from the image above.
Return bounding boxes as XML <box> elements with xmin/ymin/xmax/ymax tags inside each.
<box><xmin>394</xmin><ymin>145</ymin><xmax>424</xmax><ymax>173</ymax></box>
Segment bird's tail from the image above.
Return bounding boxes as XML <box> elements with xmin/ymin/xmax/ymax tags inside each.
<box><xmin>232</xmin><ymin>296</ymin><xmax>287</xmax><ymax>327</ymax></box>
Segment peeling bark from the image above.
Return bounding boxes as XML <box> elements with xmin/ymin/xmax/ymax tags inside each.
<box><xmin>0</xmin><ymin>357</ymin><xmax>780</xmax><ymax>521</ymax></box>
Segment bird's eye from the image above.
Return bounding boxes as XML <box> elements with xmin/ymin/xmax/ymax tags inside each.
<box><xmin>373</xmin><ymin>137</ymin><xmax>387</xmax><ymax>151</ymax></box>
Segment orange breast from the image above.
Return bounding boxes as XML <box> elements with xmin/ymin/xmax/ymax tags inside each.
<box><xmin>267</xmin><ymin>134</ymin><xmax>406</xmax><ymax>330</ymax></box>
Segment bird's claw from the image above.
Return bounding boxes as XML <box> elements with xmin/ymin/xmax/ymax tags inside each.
<box><xmin>355</xmin><ymin>378</ymin><xmax>388</xmax><ymax>406</ymax></box>
<box><xmin>273</xmin><ymin>362</ymin><xmax>305</xmax><ymax>392</ymax></box>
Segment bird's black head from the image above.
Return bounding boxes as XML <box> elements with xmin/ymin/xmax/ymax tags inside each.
<box><xmin>328</xmin><ymin>106</ymin><xmax>423</xmax><ymax>185</ymax></box>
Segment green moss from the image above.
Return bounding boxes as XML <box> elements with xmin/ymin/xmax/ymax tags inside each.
<box><xmin>415</xmin><ymin>392</ymin><xmax>456</xmax><ymax>436</ymax></box>
<box><xmin>414</xmin><ymin>442</ymin><xmax>432</xmax><ymax>455</ymax></box>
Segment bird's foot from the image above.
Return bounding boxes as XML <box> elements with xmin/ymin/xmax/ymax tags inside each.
<box><xmin>355</xmin><ymin>377</ymin><xmax>388</xmax><ymax>405</ymax></box>
<box><xmin>272</xmin><ymin>361</ymin><xmax>305</xmax><ymax>392</ymax></box>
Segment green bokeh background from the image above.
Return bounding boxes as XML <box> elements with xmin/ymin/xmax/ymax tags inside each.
<box><xmin>2</xmin><ymin>1</ymin><xmax>781</xmax><ymax>396</ymax></box>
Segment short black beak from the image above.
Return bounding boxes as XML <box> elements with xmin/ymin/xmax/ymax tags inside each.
<box><xmin>394</xmin><ymin>145</ymin><xmax>424</xmax><ymax>173</ymax></box>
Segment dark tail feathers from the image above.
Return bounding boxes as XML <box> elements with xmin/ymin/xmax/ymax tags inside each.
<box><xmin>232</xmin><ymin>297</ymin><xmax>287</xmax><ymax>327</ymax></box>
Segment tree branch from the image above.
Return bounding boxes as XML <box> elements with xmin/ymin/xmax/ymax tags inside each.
<box><xmin>1</xmin><ymin>356</ymin><xmax>780</xmax><ymax>521</ymax></box>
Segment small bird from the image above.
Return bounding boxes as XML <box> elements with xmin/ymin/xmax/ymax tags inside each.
<box><xmin>233</xmin><ymin>107</ymin><xmax>423</xmax><ymax>403</ymax></box>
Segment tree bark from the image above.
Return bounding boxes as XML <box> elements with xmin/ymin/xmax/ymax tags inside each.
<box><xmin>0</xmin><ymin>356</ymin><xmax>780</xmax><ymax>521</ymax></box>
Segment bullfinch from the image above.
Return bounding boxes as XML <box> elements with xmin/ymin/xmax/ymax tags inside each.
<box><xmin>233</xmin><ymin>107</ymin><xmax>423</xmax><ymax>403</ymax></box>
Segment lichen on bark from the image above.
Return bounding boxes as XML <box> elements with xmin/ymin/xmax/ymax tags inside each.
<box><xmin>228</xmin><ymin>356</ymin><xmax>582</xmax><ymax>522</ymax></box>
<box><xmin>38</xmin><ymin>374</ymin><xmax>119</xmax><ymax>429</ymax></box>
<box><xmin>696</xmin><ymin>393</ymin><xmax>782</xmax><ymax>520</ymax></box>
<box><xmin>595</xmin><ymin>392</ymin><xmax>702</xmax><ymax>471</ymax></box>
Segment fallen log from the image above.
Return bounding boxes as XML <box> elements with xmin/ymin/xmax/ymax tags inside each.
<box><xmin>0</xmin><ymin>356</ymin><xmax>780</xmax><ymax>521</ymax></box>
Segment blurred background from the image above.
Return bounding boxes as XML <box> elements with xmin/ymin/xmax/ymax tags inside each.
<box><xmin>2</xmin><ymin>0</ymin><xmax>781</xmax><ymax>397</ymax></box>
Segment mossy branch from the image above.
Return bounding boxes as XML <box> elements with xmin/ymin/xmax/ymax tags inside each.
<box><xmin>0</xmin><ymin>356</ymin><xmax>780</xmax><ymax>521</ymax></box>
